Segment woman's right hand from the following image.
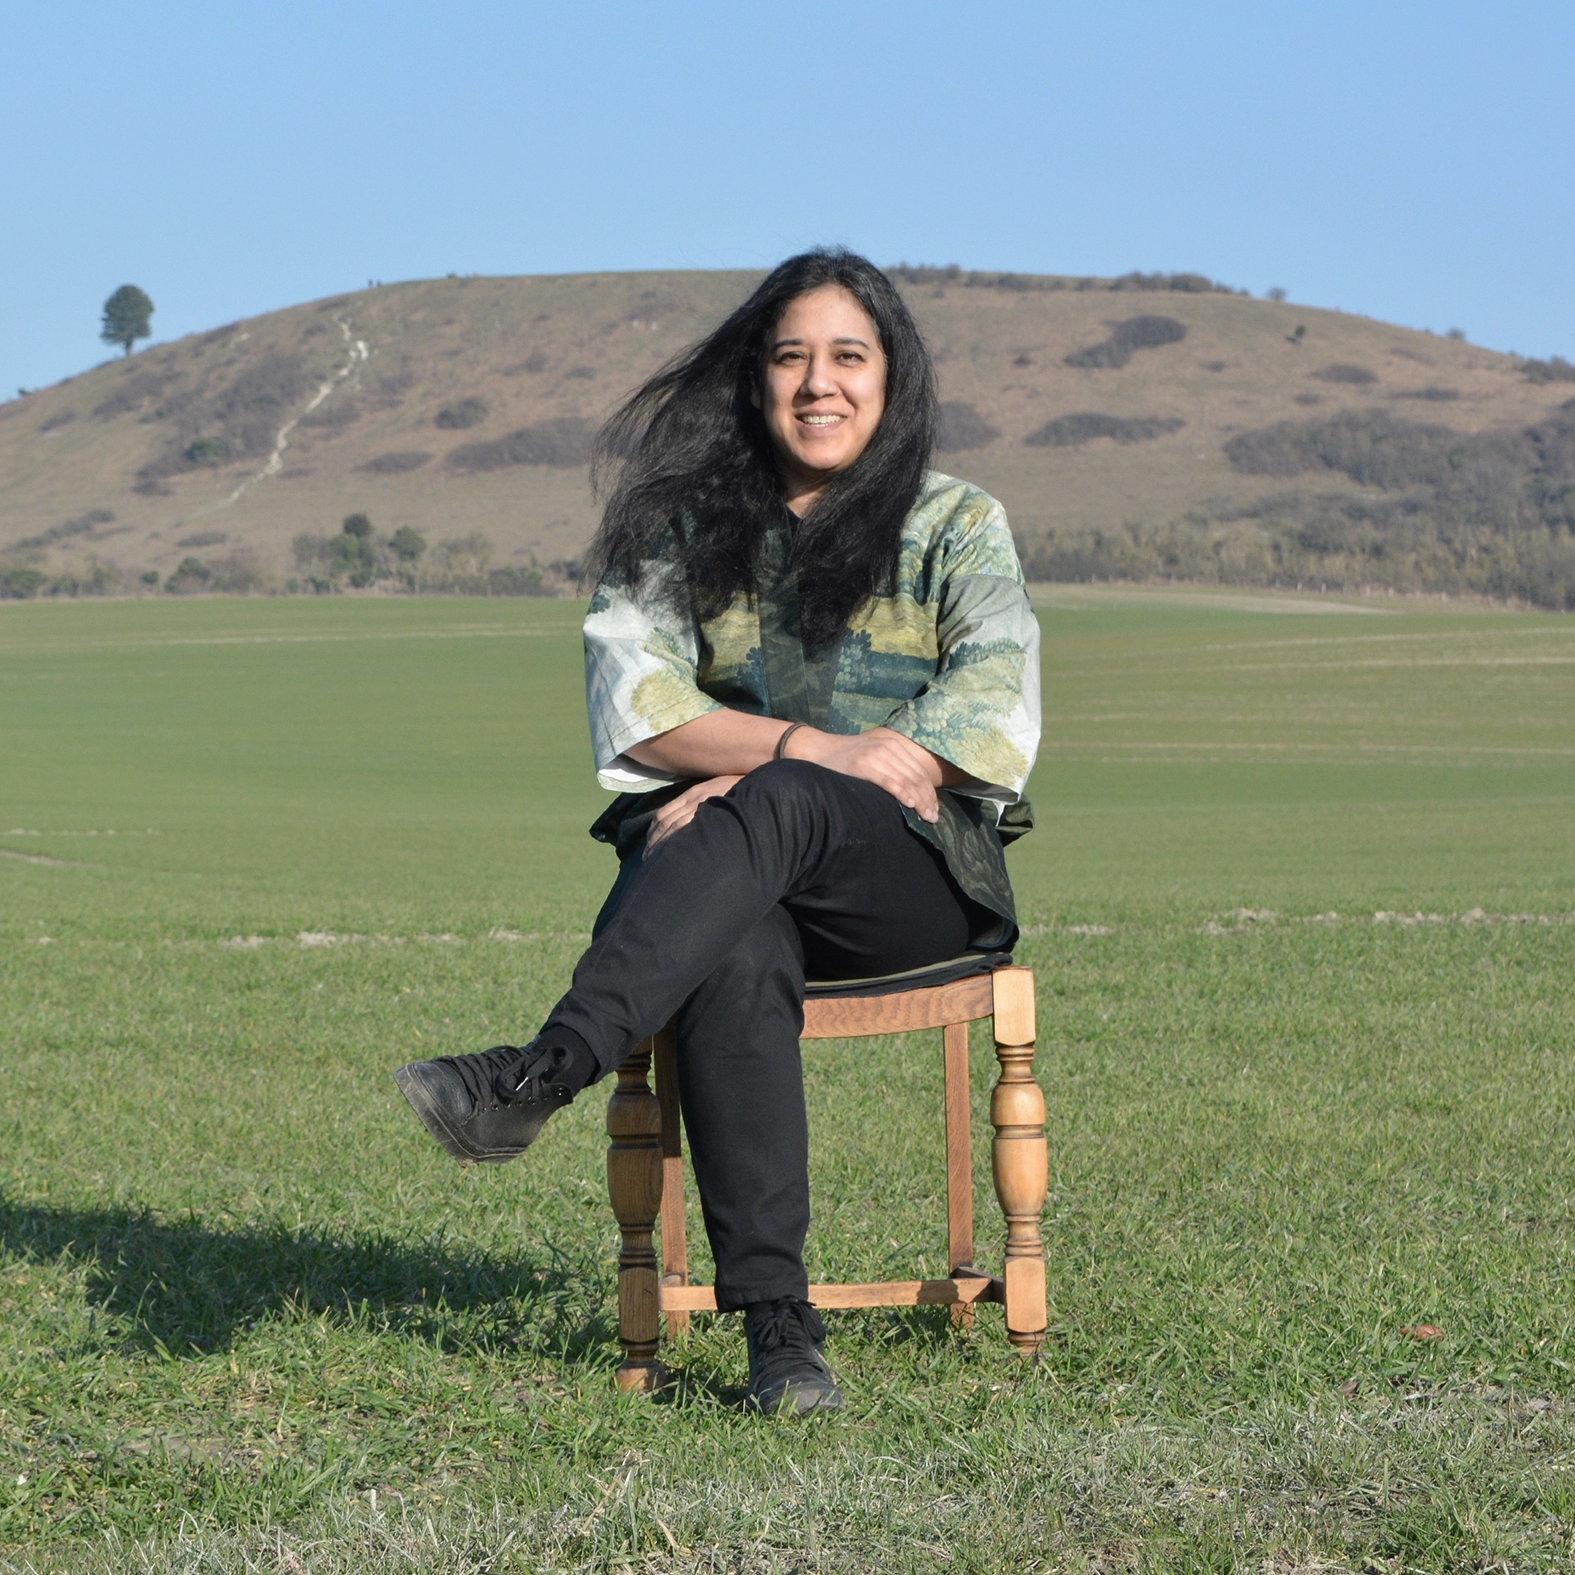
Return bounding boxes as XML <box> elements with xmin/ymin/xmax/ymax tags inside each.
<box><xmin>789</xmin><ymin>726</ymin><xmax>942</xmax><ymax>823</ymax></box>
<box><xmin>644</xmin><ymin>774</ymin><xmax>744</xmax><ymax>857</ymax></box>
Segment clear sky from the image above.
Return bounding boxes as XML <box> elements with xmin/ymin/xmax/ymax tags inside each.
<box><xmin>3</xmin><ymin>0</ymin><xmax>1571</xmax><ymax>399</ymax></box>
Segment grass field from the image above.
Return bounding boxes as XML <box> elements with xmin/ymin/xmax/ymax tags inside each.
<box><xmin>2</xmin><ymin>592</ymin><xmax>1574</xmax><ymax>1573</ymax></box>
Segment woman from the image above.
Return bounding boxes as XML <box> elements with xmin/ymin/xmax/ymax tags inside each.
<box><xmin>396</xmin><ymin>249</ymin><xmax>1040</xmax><ymax>1414</ymax></box>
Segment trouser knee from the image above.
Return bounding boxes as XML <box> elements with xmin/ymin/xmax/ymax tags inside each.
<box><xmin>677</xmin><ymin>905</ymin><xmax>805</xmax><ymax>1047</ymax></box>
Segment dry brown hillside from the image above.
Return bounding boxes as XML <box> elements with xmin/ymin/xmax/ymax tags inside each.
<box><xmin>2</xmin><ymin>268</ymin><xmax>1572</xmax><ymax>603</ymax></box>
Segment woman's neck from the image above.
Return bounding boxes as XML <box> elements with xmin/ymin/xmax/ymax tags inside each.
<box><xmin>780</xmin><ymin>466</ymin><xmax>827</xmax><ymax>517</ymax></box>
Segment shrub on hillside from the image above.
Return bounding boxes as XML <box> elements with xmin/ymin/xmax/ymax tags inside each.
<box><xmin>1109</xmin><ymin>272</ymin><xmax>1217</xmax><ymax>294</ymax></box>
<box><xmin>184</xmin><ymin>435</ymin><xmax>230</xmax><ymax>466</ymax></box>
<box><xmin>887</xmin><ymin>265</ymin><xmax>1234</xmax><ymax>294</ymax></box>
<box><xmin>1311</xmin><ymin>364</ymin><xmax>1378</xmax><ymax>385</ymax></box>
<box><xmin>1065</xmin><ymin>316</ymin><xmax>1188</xmax><ymax>370</ymax></box>
<box><xmin>362</xmin><ymin>451</ymin><xmax>432</xmax><ymax>474</ymax></box>
<box><xmin>176</xmin><ymin>531</ymin><xmax>227</xmax><ymax>548</ymax></box>
<box><xmin>935</xmin><ymin>402</ymin><xmax>1001</xmax><ymax>452</ymax></box>
<box><xmin>1394</xmin><ymin>387</ymin><xmax>1461</xmax><ymax>402</ymax></box>
<box><xmin>210</xmin><ymin>352</ymin><xmax>311</xmax><ymax>457</ymax></box>
<box><xmin>298</xmin><ymin>399</ymin><xmax>362</xmax><ymax>432</ymax></box>
<box><xmin>434</xmin><ymin>397</ymin><xmax>488</xmax><ymax>430</ymax></box>
<box><xmin>39</xmin><ymin>409</ymin><xmax>76</xmax><ymax>432</ymax></box>
<box><xmin>1223</xmin><ymin>411</ymin><xmax>1469</xmax><ymax>488</ymax></box>
<box><xmin>14</xmin><ymin>510</ymin><xmax>115</xmax><ymax>551</ymax></box>
<box><xmin>1025</xmin><ymin>413</ymin><xmax>1185</xmax><ymax>448</ymax></box>
<box><xmin>445</xmin><ymin>418</ymin><xmax>594</xmax><ymax>472</ymax></box>
<box><xmin>92</xmin><ymin>369</ymin><xmax>180</xmax><ymax>421</ymax></box>
<box><xmin>1522</xmin><ymin>356</ymin><xmax>1575</xmax><ymax>384</ymax></box>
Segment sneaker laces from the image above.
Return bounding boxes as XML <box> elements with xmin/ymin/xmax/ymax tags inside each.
<box><xmin>436</xmin><ymin>1042</ymin><xmax>567</xmax><ymax>1107</ymax></box>
<box><xmin>750</xmin><ymin>1297</ymin><xmax>828</xmax><ymax>1374</ymax></box>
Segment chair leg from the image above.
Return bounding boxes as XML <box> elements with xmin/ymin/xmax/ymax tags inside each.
<box><xmin>943</xmin><ymin>1020</ymin><xmax>976</xmax><ymax>1330</ymax></box>
<box><xmin>652</xmin><ymin>1024</ymin><xmax>690</xmax><ymax>1336</ymax></box>
<box><xmin>607</xmin><ymin>1039</ymin><xmax>665</xmax><ymax>1390</ymax></box>
<box><xmin>990</xmin><ymin>969</ymin><xmax>1048</xmax><ymax>1355</ymax></box>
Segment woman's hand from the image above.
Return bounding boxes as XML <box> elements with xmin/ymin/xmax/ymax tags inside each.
<box><xmin>790</xmin><ymin>726</ymin><xmax>944</xmax><ymax>823</ymax></box>
<box><xmin>644</xmin><ymin>775</ymin><xmax>744</xmax><ymax>857</ymax></box>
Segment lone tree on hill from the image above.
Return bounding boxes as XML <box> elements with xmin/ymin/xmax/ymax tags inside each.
<box><xmin>101</xmin><ymin>285</ymin><xmax>154</xmax><ymax>357</ymax></box>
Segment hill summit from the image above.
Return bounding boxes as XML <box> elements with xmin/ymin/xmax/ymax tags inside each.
<box><xmin>2</xmin><ymin>269</ymin><xmax>1572</xmax><ymax>606</ymax></box>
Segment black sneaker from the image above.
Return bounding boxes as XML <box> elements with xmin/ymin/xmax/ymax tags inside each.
<box><xmin>744</xmin><ymin>1297</ymin><xmax>843</xmax><ymax>1415</ymax></box>
<box><xmin>394</xmin><ymin>1041</ymin><xmax>574</xmax><ymax>1165</ymax></box>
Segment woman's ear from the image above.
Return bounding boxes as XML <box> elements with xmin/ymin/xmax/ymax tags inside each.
<box><xmin>748</xmin><ymin>378</ymin><xmax>762</xmax><ymax>411</ymax></box>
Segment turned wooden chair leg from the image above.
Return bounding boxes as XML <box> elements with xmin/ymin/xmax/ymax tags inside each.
<box><xmin>943</xmin><ymin>1020</ymin><xmax>976</xmax><ymax>1330</ymax></box>
<box><xmin>607</xmin><ymin>1038</ymin><xmax>666</xmax><ymax>1390</ymax></box>
<box><xmin>990</xmin><ymin>969</ymin><xmax>1048</xmax><ymax>1355</ymax></box>
<box><xmin>652</xmin><ymin>1024</ymin><xmax>690</xmax><ymax>1336</ymax></box>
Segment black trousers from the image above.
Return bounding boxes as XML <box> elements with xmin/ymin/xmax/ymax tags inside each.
<box><xmin>543</xmin><ymin>760</ymin><xmax>979</xmax><ymax>1308</ymax></box>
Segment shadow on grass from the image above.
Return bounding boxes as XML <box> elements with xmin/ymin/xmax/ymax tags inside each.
<box><xmin>0</xmin><ymin>1195</ymin><xmax>617</xmax><ymax>1364</ymax></box>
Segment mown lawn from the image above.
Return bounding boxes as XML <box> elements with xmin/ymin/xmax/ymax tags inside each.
<box><xmin>2</xmin><ymin>592</ymin><xmax>1573</xmax><ymax>1573</ymax></box>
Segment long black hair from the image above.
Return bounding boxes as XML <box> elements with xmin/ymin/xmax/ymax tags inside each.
<box><xmin>587</xmin><ymin>249</ymin><xmax>937</xmax><ymax>649</ymax></box>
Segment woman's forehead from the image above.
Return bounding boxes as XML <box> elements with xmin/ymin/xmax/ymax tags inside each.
<box><xmin>770</xmin><ymin>286</ymin><xmax>881</xmax><ymax>347</ymax></box>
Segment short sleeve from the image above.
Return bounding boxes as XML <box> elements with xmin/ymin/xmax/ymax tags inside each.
<box><xmin>583</xmin><ymin>573</ymin><xmax>722</xmax><ymax>792</ymax></box>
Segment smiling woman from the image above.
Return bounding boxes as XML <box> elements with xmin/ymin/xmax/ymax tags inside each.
<box><xmin>750</xmin><ymin>285</ymin><xmax>888</xmax><ymax>509</ymax></box>
<box><xmin>393</xmin><ymin>250</ymin><xmax>1041</xmax><ymax>1416</ymax></box>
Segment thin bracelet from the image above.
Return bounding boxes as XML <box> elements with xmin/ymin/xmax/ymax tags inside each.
<box><xmin>774</xmin><ymin>722</ymin><xmax>807</xmax><ymax>761</ymax></box>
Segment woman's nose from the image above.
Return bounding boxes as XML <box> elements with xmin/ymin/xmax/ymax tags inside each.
<box><xmin>800</xmin><ymin>353</ymin><xmax>838</xmax><ymax>396</ymax></box>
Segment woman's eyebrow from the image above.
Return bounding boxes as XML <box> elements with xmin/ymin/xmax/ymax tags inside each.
<box><xmin>770</xmin><ymin>334</ymin><xmax>873</xmax><ymax>350</ymax></box>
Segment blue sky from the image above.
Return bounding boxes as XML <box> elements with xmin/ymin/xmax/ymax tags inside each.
<box><xmin>3</xmin><ymin>0</ymin><xmax>1571</xmax><ymax>398</ymax></box>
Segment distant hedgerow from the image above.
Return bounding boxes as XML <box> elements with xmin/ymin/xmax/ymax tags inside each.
<box><xmin>0</xmin><ymin>566</ymin><xmax>48</xmax><ymax>599</ymax></box>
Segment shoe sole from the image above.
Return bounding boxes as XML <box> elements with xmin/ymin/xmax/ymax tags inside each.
<box><xmin>393</xmin><ymin>1063</ymin><xmax>526</xmax><ymax>1166</ymax></box>
<box><xmin>750</xmin><ymin>1381</ymin><xmax>843</xmax><ymax>1416</ymax></box>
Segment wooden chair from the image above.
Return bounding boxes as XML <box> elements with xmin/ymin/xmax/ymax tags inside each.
<box><xmin>605</xmin><ymin>963</ymin><xmax>1047</xmax><ymax>1391</ymax></box>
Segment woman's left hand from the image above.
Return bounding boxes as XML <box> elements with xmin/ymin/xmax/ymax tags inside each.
<box><xmin>644</xmin><ymin>775</ymin><xmax>744</xmax><ymax>857</ymax></box>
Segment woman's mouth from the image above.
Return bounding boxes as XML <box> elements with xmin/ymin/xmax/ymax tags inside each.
<box><xmin>799</xmin><ymin>414</ymin><xmax>845</xmax><ymax>427</ymax></box>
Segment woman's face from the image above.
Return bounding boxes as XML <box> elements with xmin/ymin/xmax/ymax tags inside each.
<box><xmin>752</xmin><ymin>284</ymin><xmax>887</xmax><ymax>508</ymax></box>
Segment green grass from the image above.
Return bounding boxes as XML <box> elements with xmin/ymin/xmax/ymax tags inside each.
<box><xmin>2</xmin><ymin>593</ymin><xmax>1574</xmax><ymax>1573</ymax></box>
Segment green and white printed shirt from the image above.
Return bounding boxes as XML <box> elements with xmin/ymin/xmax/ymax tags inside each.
<box><xmin>582</xmin><ymin>471</ymin><xmax>1041</xmax><ymax>939</ymax></box>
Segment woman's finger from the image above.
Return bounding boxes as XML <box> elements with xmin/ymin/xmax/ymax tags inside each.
<box><xmin>846</xmin><ymin>752</ymin><xmax>939</xmax><ymax>821</ymax></box>
<box><xmin>645</xmin><ymin>804</ymin><xmax>696</xmax><ymax>857</ymax></box>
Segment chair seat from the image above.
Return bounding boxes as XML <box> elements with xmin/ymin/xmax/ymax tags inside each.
<box><xmin>803</xmin><ymin>949</ymin><xmax>1014</xmax><ymax>998</ymax></box>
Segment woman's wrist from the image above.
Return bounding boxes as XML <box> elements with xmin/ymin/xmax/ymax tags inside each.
<box><xmin>774</xmin><ymin>722</ymin><xmax>808</xmax><ymax>760</ymax></box>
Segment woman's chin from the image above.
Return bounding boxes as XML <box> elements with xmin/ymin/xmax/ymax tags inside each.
<box><xmin>783</xmin><ymin>443</ymin><xmax>854</xmax><ymax>481</ymax></box>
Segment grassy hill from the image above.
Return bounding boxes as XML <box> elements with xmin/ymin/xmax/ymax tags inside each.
<box><xmin>2</xmin><ymin>267</ymin><xmax>1572</xmax><ymax>605</ymax></box>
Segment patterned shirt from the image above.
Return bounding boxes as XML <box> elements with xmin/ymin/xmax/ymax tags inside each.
<box><xmin>582</xmin><ymin>471</ymin><xmax>1042</xmax><ymax>942</ymax></box>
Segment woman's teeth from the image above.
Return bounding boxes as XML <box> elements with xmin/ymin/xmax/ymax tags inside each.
<box><xmin>801</xmin><ymin>414</ymin><xmax>844</xmax><ymax>425</ymax></box>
